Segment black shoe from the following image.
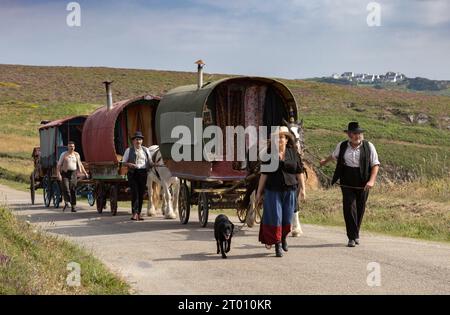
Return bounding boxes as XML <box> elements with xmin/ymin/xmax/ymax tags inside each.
<box><xmin>348</xmin><ymin>239</ymin><xmax>356</xmax><ymax>247</ymax></box>
<box><xmin>71</xmin><ymin>207</ymin><xmax>77</xmax><ymax>213</ymax></box>
<box><xmin>281</xmin><ymin>237</ymin><xmax>288</xmax><ymax>252</ymax></box>
<box><xmin>275</xmin><ymin>243</ymin><xmax>283</xmax><ymax>257</ymax></box>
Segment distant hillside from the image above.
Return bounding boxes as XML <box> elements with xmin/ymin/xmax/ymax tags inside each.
<box><xmin>0</xmin><ymin>64</ymin><xmax>449</xmax><ymax>183</ymax></box>
<box><xmin>310</xmin><ymin>76</ymin><xmax>450</xmax><ymax>97</ymax></box>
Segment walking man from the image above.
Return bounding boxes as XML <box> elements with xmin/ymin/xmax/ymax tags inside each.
<box><xmin>57</xmin><ymin>141</ymin><xmax>88</xmax><ymax>212</ymax></box>
<box><xmin>320</xmin><ymin>122</ymin><xmax>380</xmax><ymax>247</ymax></box>
<box><xmin>122</xmin><ymin>131</ymin><xmax>153</xmax><ymax>221</ymax></box>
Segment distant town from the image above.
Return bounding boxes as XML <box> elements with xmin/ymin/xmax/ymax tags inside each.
<box><xmin>314</xmin><ymin>71</ymin><xmax>448</xmax><ymax>92</ymax></box>
<box><xmin>330</xmin><ymin>71</ymin><xmax>406</xmax><ymax>83</ymax></box>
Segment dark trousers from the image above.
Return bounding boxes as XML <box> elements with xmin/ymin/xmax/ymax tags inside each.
<box><xmin>128</xmin><ymin>169</ymin><xmax>148</xmax><ymax>214</ymax></box>
<box><xmin>62</xmin><ymin>170</ymin><xmax>77</xmax><ymax>206</ymax></box>
<box><xmin>340</xmin><ymin>166</ymin><xmax>369</xmax><ymax>240</ymax></box>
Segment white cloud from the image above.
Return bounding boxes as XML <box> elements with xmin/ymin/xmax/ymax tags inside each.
<box><xmin>0</xmin><ymin>0</ymin><xmax>448</xmax><ymax>79</ymax></box>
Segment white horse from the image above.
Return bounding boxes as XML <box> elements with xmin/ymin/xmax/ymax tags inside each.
<box><xmin>286</xmin><ymin>119</ymin><xmax>305</xmax><ymax>237</ymax></box>
<box><xmin>146</xmin><ymin>145</ymin><xmax>179</xmax><ymax>219</ymax></box>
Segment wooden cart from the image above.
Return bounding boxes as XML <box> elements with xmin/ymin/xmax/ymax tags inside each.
<box><xmin>30</xmin><ymin>115</ymin><xmax>92</xmax><ymax>207</ymax></box>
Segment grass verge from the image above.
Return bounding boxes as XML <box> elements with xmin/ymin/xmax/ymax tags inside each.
<box><xmin>299</xmin><ymin>177</ymin><xmax>450</xmax><ymax>242</ymax></box>
<box><xmin>0</xmin><ymin>205</ymin><xmax>130</xmax><ymax>294</ymax></box>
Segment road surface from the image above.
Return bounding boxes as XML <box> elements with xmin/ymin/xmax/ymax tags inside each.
<box><xmin>1</xmin><ymin>184</ymin><xmax>449</xmax><ymax>294</ymax></box>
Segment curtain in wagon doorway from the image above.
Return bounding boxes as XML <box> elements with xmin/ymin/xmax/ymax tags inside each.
<box><xmin>263</xmin><ymin>86</ymin><xmax>288</xmax><ymax>130</ymax></box>
<box><xmin>244</xmin><ymin>84</ymin><xmax>267</xmax><ymax>148</ymax></box>
<box><xmin>126</xmin><ymin>104</ymin><xmax>152</xmax><ymax>147</ymax></box>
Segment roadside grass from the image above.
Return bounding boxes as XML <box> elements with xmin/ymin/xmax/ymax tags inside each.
<box><xmin>0</xmin><ymin>205</ymin><xmax>130</xmax><ymax>294</ymax></box>
<box><xmin>299</xmin><ymin>177</ymin><xmax>450</xmax><ymax>243</ymax></box>
<box><xmin>0</xmin><ymin>156</ymin><xmax>34</xmax><ymax>179</ymax></box>
<box><xmin>0</xmin><ymin>178</ymin><xmax>30</xmax><ymax>192</ymax></box>
<box><xmin>0</xmin><ymin>165</ymin><xmax>29</xmax><ymax>183</ymax></box>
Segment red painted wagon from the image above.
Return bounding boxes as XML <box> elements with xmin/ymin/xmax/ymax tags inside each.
<box><xmin>82</xmin><ymin>94</ymin><xmax>160</xmax><ymax>215</ymax></box>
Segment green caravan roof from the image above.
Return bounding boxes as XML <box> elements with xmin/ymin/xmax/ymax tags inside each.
<box><xmin>156</xmin><ymin>76</ymin><xmax>297</xmax><ymax>118</ymax></box>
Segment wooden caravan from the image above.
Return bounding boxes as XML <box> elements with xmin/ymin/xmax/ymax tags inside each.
<box><xmin>82</xmin><ymin>95</ymin><xmax>160</xmax><ymax>215</ymax></box>
<box><xmin>155</xmin><ymin>76</ymin><xmax>298</xmax><ymax>226</ymax></box>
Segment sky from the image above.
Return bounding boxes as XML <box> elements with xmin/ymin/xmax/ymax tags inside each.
<box><xmin>0</xmin><ymin>0</ymin><xmax>449</xmax><ymax>79</ymax></box>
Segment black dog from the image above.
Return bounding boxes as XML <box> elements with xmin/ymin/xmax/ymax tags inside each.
<box><xmin>214</xmin><ymin>214</ymin><xmax>234</xmax><ymax>259</ymax></box>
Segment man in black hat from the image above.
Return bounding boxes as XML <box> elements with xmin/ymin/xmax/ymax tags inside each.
<box><xmin>320</xmin><ymin>122</ymin><xmax>380</xmax><ymax>247</ymax></box>
<box><xmin>122</xmin><ymin>131</ymin><xmax>153</xmax><ymax>221</ymax></box>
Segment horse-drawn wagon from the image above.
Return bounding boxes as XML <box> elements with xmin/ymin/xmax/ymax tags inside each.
<box><xmin>82</xmin><ymin>94</ymin><xmax>160</xmax><ymax>215</ymax></box>
<box><xmin>156</xmin><ymin>75</ymin><xmax>299</xmax><ymax>227</ymax></box>
<box><xmin>30</xmin><ymin>115</ymin><xmax>92</xmax><ymax>207</ymax></box>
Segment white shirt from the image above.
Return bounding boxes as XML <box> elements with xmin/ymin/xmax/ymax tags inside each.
<box><xmin>332</xmin><ymin>141</ymin><xmax>380</xmax><ymax>167</ymax></box>
<box><xmin>122</xmin><ymin>146</ymin><xmax>151</xmax><ymax>169</ymax></box>
<box><xmin>58</xmin><ymin>152</ymin><xmax>79</xmax><ymax>171</ymax></box>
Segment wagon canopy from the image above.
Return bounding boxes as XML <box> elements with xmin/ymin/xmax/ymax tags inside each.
<box><xmin>155</xmin><ymin>76</ymin><xmax>298</xmax><ymax>180</ymax></box>
<box><xmin>82</xmin><ymin>95</ymin><xmax>160</xmax><ymax>164</ymax></box>
<box><xmin>39</xmin><ymin>115</ymin><xmax>87</xmax><ymax>168</ymax></box>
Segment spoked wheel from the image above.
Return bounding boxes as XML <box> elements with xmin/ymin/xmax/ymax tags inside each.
<box><xmin>110</xmin><ymin>184</ymin><xmax>118</xmax><ymax>216</ymax></box>
<box><xmin>178</xmin><ymin>181</ymin><xmax>190</xmax><ymax>224</ymax></box>
<box><xmin>43</xmin><ymin>175</ymin><xmax>51</xmax><ymax>208</ymax></box>
<box><xmin>86</xmin><ymin>185</ymin><xmax>95</xmax><ymax>207</ymax></box>
<box><xmin>52</xmin><ymin>180</ymin><xmax>62</xmax><ymax>208</ymax></box>
<box><xmin>198</xmin><ymin>192</ymin><xmax>209</xmax><ymax>227</ymax></box>
<box><xmin>96</xmin><ymin>183</ymin><xmax>106</xmax><ymax>214</ymax></box>
<box><xmin>30</xmin><ymin>173</ymin><xmax>35</xmax><ymax>205</ymax></box>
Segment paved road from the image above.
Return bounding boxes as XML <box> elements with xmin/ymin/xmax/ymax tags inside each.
<box><xmin>1</xmin><ymin>184</ymin><xmax>449</xmax><ymax>294</ymax></box>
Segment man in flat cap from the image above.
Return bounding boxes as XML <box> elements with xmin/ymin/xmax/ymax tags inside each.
<box><xmin>122</xmin><ymin>131</ymin><xmax>153</xmax><ymax>221</ymax></box>
<box><xmin>320</xmin><ymin>122</ymin><xmax>380</xmax><ymax>247</ymax></box>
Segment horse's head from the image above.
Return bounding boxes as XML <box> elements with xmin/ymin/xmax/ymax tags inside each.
<box><xmin>283</xmin><ymin>118</ymin><xmax>306</xmax><ymax>155</ymax></box>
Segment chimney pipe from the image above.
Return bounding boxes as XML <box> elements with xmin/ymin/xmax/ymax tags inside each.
<box><xmin>103</xmin><ymin>81</ymin><xmax>113</xmax><ymax>110</ymax></box>
<box><xmin>194</xmin><ymin>60</ymin><xmax>205</xmax><ymax>89</ymax></box>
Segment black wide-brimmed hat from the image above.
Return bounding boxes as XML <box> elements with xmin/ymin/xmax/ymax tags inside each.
<box><xmin>131</xmin><ymin>131</ymin><xmax>144</xmax><ymax>140</ymax></box>
<box><xmin>344</xmin><ymin>122</ymin><xmax>365</xmax><ymax>133</ymax></box>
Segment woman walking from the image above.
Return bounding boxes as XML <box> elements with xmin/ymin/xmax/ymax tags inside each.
<box><xmin>256</xmin><ymin>126</ymin><xmax>306</xmax><ymax>257</ymax></box>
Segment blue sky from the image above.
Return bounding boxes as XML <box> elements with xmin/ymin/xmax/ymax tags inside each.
<box><xmin>1</xmin><ymin>0</ymin><xmax>449</xmax><ymax>79</ymax></box>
